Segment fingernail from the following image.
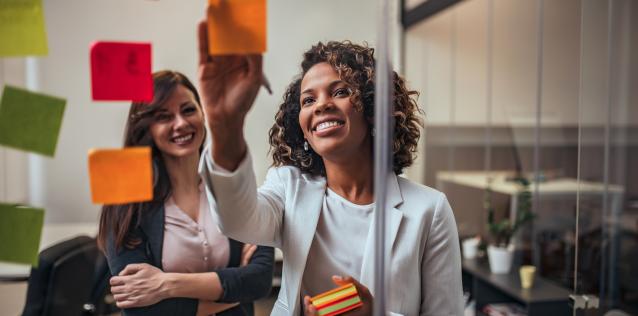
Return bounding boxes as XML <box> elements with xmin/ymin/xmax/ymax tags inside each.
<box><xmin>262</xmin><ymin>74</ymin><xmax>272</xmax><ymax>95</ymax></box>
<box><xmin>333</xmin><ymin>275</ymin><xmax>343</xmax><ymax>281</ymax></box>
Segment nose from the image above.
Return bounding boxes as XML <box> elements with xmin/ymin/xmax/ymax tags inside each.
<box><xmin>173</xmin><ymin>114</ymin><xmax>189</xmax><ymax>130</ymax></box>
<box><xmin>313</xmin><ymin>94</ymin><xmax>334</xmax><ymax>114</ymax></box>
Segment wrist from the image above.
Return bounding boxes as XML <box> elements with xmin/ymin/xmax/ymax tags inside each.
<box><xmin>210</xmin><ymin>128</ymin><xmax>247</xmax><ymax>171</ymax></box>
<box><xmin>162</xmin><ymin>273</ymin><xmax>178</xmax><ymax>299</ymax></box>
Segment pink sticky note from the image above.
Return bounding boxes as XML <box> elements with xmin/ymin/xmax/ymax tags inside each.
<box><xmin>90</xmin><ymin>41</ymin><xmax>153</xmax><ymax>102</ymax></box>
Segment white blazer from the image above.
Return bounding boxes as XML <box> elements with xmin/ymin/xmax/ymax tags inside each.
<box><xmin>200</xmin><ymin>151</ymin><xmax>463</xmax><ymax>316</ymax></box>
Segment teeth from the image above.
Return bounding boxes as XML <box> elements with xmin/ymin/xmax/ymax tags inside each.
<box><xmin>173</xmin><ymin>134</ymin><xmax>193</xmax><ymax>143</ymax></box>
<box><xmin>315</xmin><ymin>121</ymin><xmax>342</xmax><ymax>131</ymax></box>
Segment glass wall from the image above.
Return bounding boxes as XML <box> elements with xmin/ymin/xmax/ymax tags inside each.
<box><xmin>403</xmin><ymin>0</ymin><xmax>637</xmax><ymax>314</ymax></box>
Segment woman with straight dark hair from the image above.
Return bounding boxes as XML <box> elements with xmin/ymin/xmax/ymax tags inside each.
<box><xmin>97</xmin><ymin>70</ymin><xmax>274</xmax><ymax>316</ymax></box>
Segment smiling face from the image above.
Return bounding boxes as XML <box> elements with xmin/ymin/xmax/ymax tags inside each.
<box><xmin>149</xmin><ymin>84</ymin><xmax>205</xmax><ymax>160</ymax></box>
<box><xmin>298</xmin><ymin>62</ymin><xmax>371</xmax><ymax>162</ymax></box>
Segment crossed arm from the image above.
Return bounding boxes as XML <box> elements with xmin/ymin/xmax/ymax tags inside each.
<box><xmin>105</xmin><ymin>230</ymin><xmax>274</xmax><ymax>316</ymax></box>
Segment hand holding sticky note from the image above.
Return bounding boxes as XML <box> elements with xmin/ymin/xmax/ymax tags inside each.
<box><xmin>88</xmin><ymin>147</ymin><xmax>153</xmax><ymax>204</ymax></box>
<box><xmin>310</xmin><ymin>283</ymin><xmax>363</xmax><ymax>316</ymax></box>
<box><xmin>90</xmin><ymin>41</ymin><xmax>153</xmax><ymax>102</ymax></box>
<box><xmin>0</xmin><ymin>203</ymin><xmax>44</xmax><ymax>266</ymax></box>
<box><xmin>0</xmin><ymin>85</ymin><xmax>66</xmax><ymax>156</ymax></box>
<box><xmin>207</xmin><ymin>0</ymin><xmax>266</xmax><ymax>55</ymax></box>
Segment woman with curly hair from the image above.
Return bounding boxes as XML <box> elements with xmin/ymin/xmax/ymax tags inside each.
<box><xmin>196</xmin><ymin>21</ymin><xmax>463</xmax><ymax>315</ymax></box>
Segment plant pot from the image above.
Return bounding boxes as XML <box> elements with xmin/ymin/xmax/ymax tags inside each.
<box><xmin>487</xmin><ymin>244</ymin><xmax>514</xmax><ymax>274</ymax></box>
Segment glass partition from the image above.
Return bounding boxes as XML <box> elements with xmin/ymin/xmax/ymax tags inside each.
<box><xmin>403</xmin><ymin>0</ymin><xmax>637</xmax><ymax>314</ymax></box>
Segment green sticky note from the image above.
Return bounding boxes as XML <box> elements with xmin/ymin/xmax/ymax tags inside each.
<box><xmin>0</xmin><ymin>85</ymin><xmax>66</xmax><ymax>156</ymax></box>
<box><xmin>0</xmin><ymin>0</ymin><xmax>48</xmax><ymax>57</ymax></box>
<box><xmin>0</xmin><ymin>203</ymin><xmax>44</xmax><ymax>266</ymax></box>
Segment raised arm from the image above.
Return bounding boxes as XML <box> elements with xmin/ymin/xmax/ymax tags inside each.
<box><xmin>197</xmin><ymin>18</ymin><xmax>286</xmax><ymax>248</ymax></box>
<box><xmin>197</xmin><ymin>20</ymin><xmax>262</xmax><ymax>172</ymax></box>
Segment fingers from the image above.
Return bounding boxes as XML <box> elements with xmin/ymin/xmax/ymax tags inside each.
<box><xmin>262</xmin><ymin>73</ymin><xmax>272</xmax><ymax>95</ymax></box>
<box><xmin>110</xmin><ymin>284</ymin><xmax>126</xmax><ymax>295</ymax></box>
<box><xmin>241</xmin><ymin>244</ymin><xmax>258</xmax><ymax>266</ymax></box>
<box><xmin>332</xmin><ymin>275</ymin><xmax>371</xmax><ymax>297</ymax></box>
<box><xmin>115</xmin><ymin>298</ymin><xmax>138</xmax><ymax>309</ymax></box>
<box><xmin>244</xmin><ymin>245</ymin><xmax>257</xmax><ymax>264</ymax></box>
<box><xmin>119</xmin><ymin>263</ymin><xmax>144</xmax><ymax>276</ymax></box>
<box><xmin>304</xmin><ymin>295</ymin><xmax>318</xmax><ymax>316</ymax></box>
<box><xmin>198</xmin><ymin>19</ymin><xmax>210</xmax><ymax>66</ymax></box>
<box><xmin>110</xmin><ymin>276</ymin><xmax>125</xmax><ymax>286</ymax></box>
<box><xmin>331</xmin><ymin>275</ymin><xmax>353</xmax><ymax>286</ymax></box>
<box><xmin>246</xmin><ymin>54</ymin><xmax>262</xmax><ymax>80</ymax></box>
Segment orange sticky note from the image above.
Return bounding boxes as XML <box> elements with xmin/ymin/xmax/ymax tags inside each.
<box><xmin>88</xmin><ymin>147</ymin><xmax>153</xmax><ymax>204</ymax></box>
<box><xmin>207</xmin><ymin>0</ymin><xmax>266</xmax><ymax>55</ymax></box>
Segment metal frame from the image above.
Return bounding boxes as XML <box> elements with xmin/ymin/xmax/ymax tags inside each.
<box><xmin>401</xmin><ymin>0</ymin><xmax>466</xmax><ymax>29</ymax></box>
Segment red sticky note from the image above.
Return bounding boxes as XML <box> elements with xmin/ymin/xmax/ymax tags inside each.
<box><xmin>88</xmin><ymin>147</ymin><xmax>153</xmax><ymax>204</ymax></box>
<box><xmin>90</xmin><ymin>41</ymin><xmax>153</xmax><ymax>102</ymax></box>
<box><xmin>207</xmin><ymin>0</ymin><xmax>267</xmax><ymax>55</ymax></box>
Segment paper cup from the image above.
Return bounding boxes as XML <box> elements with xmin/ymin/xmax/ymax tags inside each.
<box><xmin>519</xmin><ymin>265</ymin><xmax>536</xmax><ymax>289</ymax></box>
<box><xmin>462</xmin><ymin>238</ymin><xmax>479</xmax><ymax>259</ymax></box>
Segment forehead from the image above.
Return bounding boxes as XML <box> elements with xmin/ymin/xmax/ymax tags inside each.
<box><xmin>300</xmin><ymin>62</ymin><xmax>341</xmax><ymax>92</ymax></box>
<box><xmin>159</xmin><ymin>84</ymin><xmax>196</xmax><ymax>109</ymax></box>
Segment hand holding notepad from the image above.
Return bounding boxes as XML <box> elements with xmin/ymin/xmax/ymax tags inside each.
<box><xmin>310</xmin><ymin>283</ymin><xmax>363</xmax><ymax>316</ymax></box>
<box><xmin>305</xmin><ymin>276</ymin><xmax>370</xmax><ymax>316</ymax></box>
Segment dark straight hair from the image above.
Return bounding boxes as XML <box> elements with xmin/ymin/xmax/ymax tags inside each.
<box><xmin>97</xmin><ymin>70</ymin><xmax>202</xmax><ymax>252</ymax></box>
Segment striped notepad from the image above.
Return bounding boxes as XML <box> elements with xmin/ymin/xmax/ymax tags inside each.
<box><xmin>310</xmin><ymin>283</ymin><xmax>363</xmax><ymax>316</ymax></box>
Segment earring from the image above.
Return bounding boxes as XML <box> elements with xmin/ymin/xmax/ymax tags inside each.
<box><xmin>371</xmin><ymin>127</ymin><xmax>376</xmax><ymax>137</ymax></box>
<box><xmin>303</xmin><ymin>140</ymin><xmax>309</xmax><ymax>151</ymax></box>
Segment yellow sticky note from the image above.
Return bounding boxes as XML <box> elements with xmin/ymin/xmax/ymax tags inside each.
<box><xmin>88</xmin><ymin>147</ymin><xmax>153</xmax><ymax>205</ymax></box>
<box><xmin>207</xmin><ymin>0</ymin><xmax>266</xmax><ymax>55</ymax></box>
<box><xmin>0</xmin><ymin>0</ymin><xmax>48</xmax><ymax>57</ymax></box>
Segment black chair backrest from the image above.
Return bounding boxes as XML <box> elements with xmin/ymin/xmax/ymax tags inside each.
<box><xmin>22</xmin><ymin>235</ymin><xmax>99</xmax><ymax>316</ymax></box>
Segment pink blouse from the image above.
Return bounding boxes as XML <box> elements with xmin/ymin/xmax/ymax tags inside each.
<box><xmin>161</xmin><ymin>185</ymin><xmax>230</xmax><ymax>273</ymax></box>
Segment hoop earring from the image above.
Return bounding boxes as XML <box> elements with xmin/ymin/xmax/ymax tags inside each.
<box><xmin>303</xmin><ymin>140</ymin><xmax>309</xmax><ymax>151</ymax></box>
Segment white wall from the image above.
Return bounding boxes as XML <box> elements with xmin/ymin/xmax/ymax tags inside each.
<box><xmin>6</xmin><ymin>0</ymin><xmax>380</xmax><ymax>223</ymax></box>
<box><xmin>404</xmin><ymin>0</ymin><xmax>637</xmax><ymax>128</ymax></box>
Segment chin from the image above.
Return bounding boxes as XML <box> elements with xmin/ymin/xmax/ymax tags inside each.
<box><xmin>164</xmin><ymin>146</ymin><xmax>200</xmax><ymax>159</ymax></box>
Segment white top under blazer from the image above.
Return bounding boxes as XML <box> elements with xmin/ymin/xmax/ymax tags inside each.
<box><xmin>199</xmin><ymin>149</ymin><xmax>464</xmax><ymax>316</ymax></box>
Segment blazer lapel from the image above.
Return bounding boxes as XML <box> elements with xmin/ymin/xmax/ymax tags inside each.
<box><xmin>359</xmin><ymin>174</ymin><xmax>404</xmax><ymax>294</ymax></box>
<box><xmin>288</xmin><ymin>175</ymin><xmax>325</xmax><ymax>314</ymax></box>
<box><xmin>139</xmin><ymin>204</ymin><xmax>165</xmax><ymax>268</ymax></box>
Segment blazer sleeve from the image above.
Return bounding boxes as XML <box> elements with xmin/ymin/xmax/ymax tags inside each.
<box><xmin>215</xmin><ymin>245</ymin><xmax>275</xmax><ymax>303</ymax></box>
<box><xmin>200</xmin><ymin>148</ymin><xmax>286</xmax><ymax>249</ymax></box>
<box><xmin>420</xmin><ymin>193</ymin><xmax>464</xmax><ymax>316</ymax></box>
<box><xmin>104</xmin><ymin>228</ymin><xmax>198</xmax><ymax>316</ymax></box>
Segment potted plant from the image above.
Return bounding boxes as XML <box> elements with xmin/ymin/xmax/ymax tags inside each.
<box><xmin>484</xmin><ymin>176</ymin><xmax>534</xmax><ymax>274</ymax></box>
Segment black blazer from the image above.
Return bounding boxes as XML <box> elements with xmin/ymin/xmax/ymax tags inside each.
<box><xmin>104</xmin><ymin>203</ymin><xmax>274</xmax><ymax>316</ymax></box>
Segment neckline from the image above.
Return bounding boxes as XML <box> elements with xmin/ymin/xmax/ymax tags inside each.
<box><xmin>325</xmin><ymin>187</ymin><xmax>375</xmax><ymax>209</ymax></box>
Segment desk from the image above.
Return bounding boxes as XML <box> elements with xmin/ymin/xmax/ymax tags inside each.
<box><xmin>462</xmin><ymin>258</ymin><xmax>571</xmax><ymax>315</ymax></box>
<box><xmin>0</xmin><ymin>222</ymin><xmax>98</xmax><ymax>282</ymax></box>
<box><xmin>436</xmin><ymin>171</ymin><xmax>624</xmax><ymax>222</ymax></box>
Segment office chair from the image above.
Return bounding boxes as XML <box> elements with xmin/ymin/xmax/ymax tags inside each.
<box><xmin>22</xmin><ymin>235</ymin><xmax>101</xmax><ymax>316</ymax></box>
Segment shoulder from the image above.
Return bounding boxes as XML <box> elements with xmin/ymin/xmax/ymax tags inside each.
<box><xmin>266</xmin><ymin>165</ymin><xmax>325</xmax><ymax>185</ymax></box>
<box><xmin>397</xmin><ymin>176</ymin><xmax>447</xmax><ymax>208</ymax></box>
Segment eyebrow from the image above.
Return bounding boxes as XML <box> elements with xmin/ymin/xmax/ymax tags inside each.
<box><xmin>300</xmin><ymin>80</ymin><xmax>345</xmax><ymax>96</ymax></box>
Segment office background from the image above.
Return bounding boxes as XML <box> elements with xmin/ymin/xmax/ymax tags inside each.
<box><xmin>1</xmin><ymin>0</ymin><xmax>637</xmax><ymax>315</ymax></box>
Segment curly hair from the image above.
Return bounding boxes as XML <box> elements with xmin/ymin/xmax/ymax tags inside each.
<box><xmin>268</xmin><ymin>41</ymin><xmax>423</xmax><ymax>176</ymax></box>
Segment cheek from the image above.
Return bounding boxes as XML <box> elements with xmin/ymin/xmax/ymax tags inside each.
<box><xmin>149</xmin><ymin>124</ymin><xmax>165</xmax><ymax>144</ymax></box>
<box><xmin>298</xmin><ymin>110</ymin><xmax>311</xmax><ymax>136</ymax></box>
